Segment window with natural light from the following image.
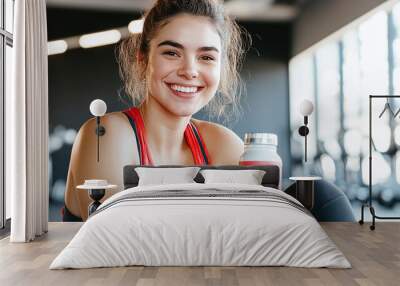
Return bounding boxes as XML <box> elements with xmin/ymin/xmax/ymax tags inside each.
<box><xmin>289</xmin><ymin>2</ymin><xmax>400</xmax><ymax>213</ymax></box>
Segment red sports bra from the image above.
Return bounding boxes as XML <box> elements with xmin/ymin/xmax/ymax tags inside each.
<box><xmin>123</xmin><ymin>107</ymin><xmax>211</xmax><ymax>165</ymax></box>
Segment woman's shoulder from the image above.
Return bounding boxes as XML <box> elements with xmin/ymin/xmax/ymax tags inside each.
<box><xmin>80</xmin><ymin>111</ymin><xmax>130</xmax><ymax>131</ymax></box>
<box><xmin>74</xmin><ymin>111</ymin><xmax>138</xmax><ymax>156</ymax></box>
<box><xmin>191</xmin><ymin>119</ymin><xmax>244</xmax><ymax>164</ymax></box>
<box><xmin>191</xmin><ymin>119</ymin><xmax>241</xmax><ymax>142</ymax></box>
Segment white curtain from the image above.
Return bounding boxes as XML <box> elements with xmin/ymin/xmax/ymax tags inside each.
<box><xmin>8</xmin><ymin>0</ymin><xmax>49</xmax><ymax>242</ymax></box>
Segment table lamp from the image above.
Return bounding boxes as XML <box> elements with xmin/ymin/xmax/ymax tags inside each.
<box><xmin>89</xmin><ymin>99</ymin><xmax>107</xmax><ymax>162</ymax></box>
<box><xmin>298</xmin><ymin>99</ymin><xmax>314</xmax><ymax>162</ymax></box>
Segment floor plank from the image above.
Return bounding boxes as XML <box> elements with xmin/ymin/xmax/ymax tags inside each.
<box><xmin>0</xmin><ymin>222</ymin><xmax>399</xmax><ymax>286</ymax></box>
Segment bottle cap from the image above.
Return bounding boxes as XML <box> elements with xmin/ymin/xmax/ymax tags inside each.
<box><xmin>244</xmin><ymin>133</ymin><xmax>278</xmax><ymax>146</ymax></box>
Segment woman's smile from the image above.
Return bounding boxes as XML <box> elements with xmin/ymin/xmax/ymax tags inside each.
<box><xmin>166</xmin><ymin>82</ymin><xmax>205</xmax><ymax>99</ymax></box>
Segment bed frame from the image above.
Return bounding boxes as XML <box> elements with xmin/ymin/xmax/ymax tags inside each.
<box><xmin>123</xmin><ymin>165</ymin><xmax>280</xmax><ymax>189</ymax></box>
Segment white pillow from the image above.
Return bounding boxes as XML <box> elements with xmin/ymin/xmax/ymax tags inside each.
<box><xmin>200</xmin><ymin>169</ymin><xmax>266</xmax><ymax>185</ymax></box>
<box><xmin>135</xmin><ymin>167</ymin><xmax>201</xmax><ymax>186</ymax></box>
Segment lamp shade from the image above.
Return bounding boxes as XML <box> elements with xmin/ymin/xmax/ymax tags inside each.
<box><xmin>90</xmin><ymin>99</ymin><xmax>107</xmax><ymax>117</ymax></box>
<box><xmin>299</xmin><ymin>99</ymin><xmax>314</xmax><ymax>116</ymax></box>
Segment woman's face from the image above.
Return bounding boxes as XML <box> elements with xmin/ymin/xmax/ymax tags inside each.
<box><xmin>145</xmin><ymin>13</ymin><xmax>222</xmax><ymax>117</ymax></box>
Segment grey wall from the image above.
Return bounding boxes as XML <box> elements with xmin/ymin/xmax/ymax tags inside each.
<box><xmin>292</xmin><ymin>0</ymin><xmax>387</xmax><ymax>55</ymax></box>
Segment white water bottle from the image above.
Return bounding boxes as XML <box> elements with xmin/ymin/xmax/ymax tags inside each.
<box><xmin>239</xmin><ymin>133</ymin><xmax>282</xmax><ymax>189</ymax></box>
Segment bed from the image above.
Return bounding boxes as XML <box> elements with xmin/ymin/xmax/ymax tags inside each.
<box><xmin>50</xmin><ymin>165</ymin><xmax>350</xmax><ymax>269</ymax></box>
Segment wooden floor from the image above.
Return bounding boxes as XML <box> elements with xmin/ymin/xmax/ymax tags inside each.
<box><xmin>0</xmin><ymin>222</ymin><xmax>399</xmax><ymax>286</ymax></box>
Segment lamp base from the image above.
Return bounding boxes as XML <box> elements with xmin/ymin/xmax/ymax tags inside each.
<box><xmin>88</xmin><ymin>189</ymin><xmax>105</xmax><ymax>216</ymax></box>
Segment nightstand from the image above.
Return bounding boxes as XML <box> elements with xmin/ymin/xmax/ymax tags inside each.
<box><xmin>77</xmin><ymin>180</ymin><xmax>117</xmax><ymax>216</ymax></box>
<box><xmin>289</xmin><ymin>176</ymin><xmax>321</xmax><ymax>210</ymax></box>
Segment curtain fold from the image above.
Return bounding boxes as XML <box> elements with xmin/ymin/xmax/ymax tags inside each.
<box><xmin>9</xmin><ymin>0</ymin><xmax>49</xmax><ymax>242</ymax></box>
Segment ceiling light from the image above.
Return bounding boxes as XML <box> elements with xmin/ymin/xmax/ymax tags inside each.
<box><xmin>47</xmin><ymin>40</ymin><xmax>68</xmax><ymax>55</ymax></box>
<box><xmin>128</xmin><ymin>19</ymin><xmax>144</xmax><ymax>34</ymax></box>
<box><xmin>79</xmin><ymin>29</ymin><xmax>121</xmax><ymax>49</ymax></box>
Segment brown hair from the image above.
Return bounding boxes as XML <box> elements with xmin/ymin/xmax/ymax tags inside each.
<box><xmin>117</xmin><ymin>0</ymin><xmax>249</xmax><ymax>123</ymax></box>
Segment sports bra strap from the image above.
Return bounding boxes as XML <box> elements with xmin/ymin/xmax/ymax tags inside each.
<box><xmin>186</xmin><ymin>122</ymin><xmax>210</xmax><ymax>165</ymax></box>
<box><xmin>123</xmin><ymin>108</ymin><xmax>153</xmax><ymax>165</ymax></box>
<box><xmin>123</xmin><ymin>107</ymin><xmax>211</xmax><ymax>165</ymax></box>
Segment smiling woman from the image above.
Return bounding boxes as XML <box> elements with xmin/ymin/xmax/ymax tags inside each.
<box><xmin>63</xmin><ymin>0</ymin><xmax>249</xmax><ymax>221</ymax></box>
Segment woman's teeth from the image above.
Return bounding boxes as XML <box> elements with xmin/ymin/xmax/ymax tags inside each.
<box><xmin>170</xmin><ymin>84</ymin><xmax>198</xmax><ymax>93</ymax></box>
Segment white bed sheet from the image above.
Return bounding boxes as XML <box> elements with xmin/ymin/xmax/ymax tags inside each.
<box><xmin>50</xmin><ymin>183</ymin><xmax>351</xmax><ymax>269</ymax></box>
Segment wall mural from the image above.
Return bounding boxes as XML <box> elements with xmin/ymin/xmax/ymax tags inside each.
<box><xmin>48</xmin><ymin>2</ymin><xmax>293</xmax><ymax>222</ymax></box>
<box><xmin>48</xmin><ymin>0</ymin><xmax>400</xmax><ymax>224</ymax></box>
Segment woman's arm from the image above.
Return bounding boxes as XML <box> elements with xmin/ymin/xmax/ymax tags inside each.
<box><xmin>192</xmin><ymin>120</ymin><xmax>244</xmax><ymax>165</ymax></box>
<box><xmin>64</xmin><ymin>112</ymin><xmax>140</xmax><ymax>221</ymax></box>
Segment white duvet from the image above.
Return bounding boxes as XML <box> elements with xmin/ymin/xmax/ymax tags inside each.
<box><xmin>50</xmin><ymin>183</ymin><xmax>351</xmax><ymax>269</ymax></box>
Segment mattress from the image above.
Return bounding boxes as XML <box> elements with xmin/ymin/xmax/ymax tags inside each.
<box><xmin>50</xmin><ymin>183</ymin><xmax>351</xmax><ymax>269</ymax></box>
